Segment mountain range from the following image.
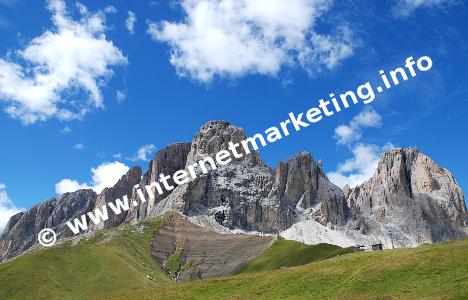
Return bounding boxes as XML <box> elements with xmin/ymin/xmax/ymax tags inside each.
<box><xmin>1</xmin><ymin>120</ymin><xmax>467</xmax><ymax>264</ymax></box>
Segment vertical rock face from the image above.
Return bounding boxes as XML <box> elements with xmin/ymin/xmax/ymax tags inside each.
<box><xmin>92</xmin><ymin>167</ymin><xmax>142</xmax><ymax>230</ymax></box>
<box><xmin>0</xmin><ymin>189</ymin><xmax>97</xmax><ymax>262</ymax></box>
<box><xmin>346</xmin><ymin>148</ymin><xmax>468</xmax><ymax>247</ymax></box>
<box><xmin>275</xmin><ymin>152</ymin><xmax>347</xmax><ymax>227</ymax></box>
<box><xmin>125</xmin><ymin>142</ymin><xmax>191</xmax><ymax>222</ymax></box>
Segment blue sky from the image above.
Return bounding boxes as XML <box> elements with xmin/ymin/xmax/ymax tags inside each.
<box><xmin>0</xmin><ymin>0</ymin><xmax>467</xmax><ymax>229</ymax></box>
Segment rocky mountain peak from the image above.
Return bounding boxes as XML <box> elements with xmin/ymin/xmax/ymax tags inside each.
<box><xmin>372</xmin><ymin>147</ymin><xmax>466</xmax><ymax>210</ymax></box>
<box><xmin>186</xmin><ymin>120</ymin><xmax>261</xmax><ymax>165</ymax></box>
<box><xmin>188</xmin><ymin>121</ymin><xmax>244</xmax><ymax>157</ymax></box>
<box><xmin>276</xmin><ymin>152</ymin><xmax>322</xmax><ymax>207</ymax></box>
<box><xmin>275</xmin><ymin>151</ymin><xmax>346</xmax><ymax>226</ymax></box>
<box><xmin>347</xmin><ymin>147</ymin><xmax>467</xmax><ymax>247</ymax></box>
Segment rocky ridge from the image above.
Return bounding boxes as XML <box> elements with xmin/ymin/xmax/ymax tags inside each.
<box><xmin>1</xmin><ymin>120</ymin><xmax>467</xmax><ymax>262</ymax></box>
<box><xmin>0</xmin><ymin>189</ymin><xmax>97</xmax><ymax>261</ymax></box>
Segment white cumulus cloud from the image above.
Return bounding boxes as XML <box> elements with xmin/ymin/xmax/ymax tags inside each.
<box><xmin>0</xmin><ymin>0</ymin><xmax>127</xmax><ymax>124</ymax></box>
<box><xmin>334</xmin><ymin>108</ymin><xmax>382</xmax><ymax>145</ymax></box>
<box><xmin>55</xmin><ymin>161</ymin><xmax>130</xmax><ymax>194</ymax></box>
<box><xmin>147</xmin><ymin>0</ymin><xmax>354</xmax><ymax>82</ymax></box>
<box><xmin>0</xmin><ymin>183</ymin><xmax>22</xmax><ymax>233</ymax></box>
<box><xmin>328</xmin><ymin>108</ymin><xmax>394</xmax><ymax>188</ymax></box>
<box><xmin>54</xmin><ymin>179</ymin><xmax>90</xmax><ymax>194</ymax></box>
<box><xmin>128</xmin><ymin>144</ymin><xmax>155</xmax><ymax>162</ymax></box>
<box><xmin>327</xmin><ymin>143</ymin><xmax>394</xmax><ymax>189</ymax></box>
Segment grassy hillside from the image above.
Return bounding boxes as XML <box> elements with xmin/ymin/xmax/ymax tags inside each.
<box><xmin>1</xmin><ymin>215</ymin><xmax>467</xmax><ymax>299</ymax></box>
<box><xmin>0</xmin><ymin>217</ymin><xmax>168</xmax><ymax>299</ymax></box>
<box><xmin>109</xmin><ymin>238</ymin><xmax>468</xmax><ymax>300</ymax></box>
<box><xmin>237</xmin><ymin>240</ymin><xmax>359</xmax><ymax>274</ymax></box>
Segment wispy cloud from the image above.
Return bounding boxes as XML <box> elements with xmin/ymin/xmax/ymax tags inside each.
<box><xmin>148</xmin><ymin>0</ymin><xmax>355</xmax><ymax>82</ymax></box>
<box><xmin>0</xmin><ymin>0</ymin><xmax>127</xmax><ymax>124</ymax></box>
<box><xmin>127</xmin><ymin>144</ymin><xmax>155</xmax><ymax>162</ymax></box>
<box><xmin>60</xmin><ymin>126</ymin><xmax>71</xmax><ymax>134</ymax></box>
<box><xmin>393</xmin><ymin>0</ymin><xmax>454</xmax><ymax>17</ymax></box>
<box><xmin>74</xmin><ymin>143</ymin><xmax>84</xmax><ymax>150</ymax></box>
<box><xmin>126</xmin><ymin>11</ymin><xmax>137</xmax><ymax>35</ymax></box>
<box><xmin>116</xmin><ymin>90</ymin><xmax>126</xmax><ymax>103</ymax></box>
<box><xmin>103</xmin><ymin>5</ymin><xmax>117</xmax><ymax>14</ymax></box>
<box><xmin>0</xmin><ymin>15</ymin><xmax>11</xmax><ymax>29</ymax></box>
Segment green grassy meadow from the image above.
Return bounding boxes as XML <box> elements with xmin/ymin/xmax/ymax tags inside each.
<box><xmin>0</xmin><ymin>215</ymin><xmax>467</xmax><ymax>300</ymax></box>
<box><xmin>237</xmin><ymin>240</ymin><xmax>359</xmax><ymax>274</ymax></box>
<box><xmin>112</xmin><ymin>238</ymin><xmax>468</xmax><ymax>300</ymax></box>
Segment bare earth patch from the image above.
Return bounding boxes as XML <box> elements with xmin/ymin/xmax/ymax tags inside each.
<box><xmin>151</xmin><ymin>212</ymin><xmax>274</xmax><ymax>281</ymax></box>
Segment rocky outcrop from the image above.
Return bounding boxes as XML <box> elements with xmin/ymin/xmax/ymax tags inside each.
<box><xmin>275</xmin><ymin>152</ymin><xmax>347</xmax><ymax>227</ymax></box>
<box><xmin>92</xmin><ymin>166</ymin><xmax>142</xmax><ymax>230</ymax></box>
<box><xmin>153</xmin><ymin>121</ymin><xmax>344</xmax><ymax>233</ymax></box>
<box><xmin>125</xmin><ymin>143</ymin><xmax>191</xmax><ymax>222</ymax></box>
<box><xmin>345</xmin><ymin>148</ymin><xmax>468</xmax><ymax>247</ymax></box>
<box><xmin>0</xmin><ymin>189</ymin><xmax>97</xmax><ymax>262</ymax></box>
